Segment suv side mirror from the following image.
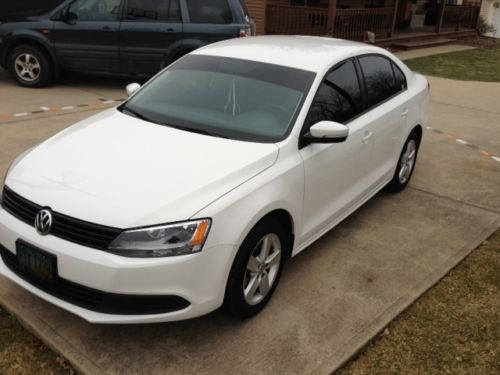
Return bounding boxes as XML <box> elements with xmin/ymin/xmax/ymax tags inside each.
<box><xmin>59</xmin><ymin>8</ymin><xmax>77</xmax><ymax>23</ymax></box>
<box><xmin>126</xmin><ymin>83</ymin><xmax>141</xmax><ymax>97</ymax></box>
<box><xmin>304</xmin><ymin>121</ymin><xmax>349</xmax><ymax>143</ymax></box>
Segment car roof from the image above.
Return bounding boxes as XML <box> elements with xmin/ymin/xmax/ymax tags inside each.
<box><xmin>193</xmin><ymin>35</ymin><xmax>388</xmax><ymax>73</ymax></box>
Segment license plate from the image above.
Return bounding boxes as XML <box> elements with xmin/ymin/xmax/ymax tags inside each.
<box><xmin>16</xmin><ymin>240</ymin><xmax>57</xmax><ymax>283</ymax></box>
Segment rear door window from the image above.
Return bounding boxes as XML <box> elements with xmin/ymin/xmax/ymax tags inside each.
<box><xmin>126</xmin><ymin>0</ymin><xmax>181</xmax><ymax>22</ymax></box>
<box><xmin>69</xmin><ymin>0</ymin><xmax>121</xmax><ymax>21</ymax></box>
<box><xmin>186</xmin><ymin>0</ymin><xmax>233</xmax><ymax>24</ymax></box>
<box><xmin>358</xmin><ymin>55</ymin><xmax>401</xmax><ymax>108</ymax></box>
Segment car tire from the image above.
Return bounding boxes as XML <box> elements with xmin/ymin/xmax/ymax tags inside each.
<box><xmin>8</xmin><ymin>44</ymin><xmax>54</xmax><ymax>88</ymax></box>
<box><xmin>387</xmin><ymin>131</ymin><xmax>420</xmax><ymax>193</ymax></box>
<box><xmin>224</xmin><ymin>217</ymin><xmax>288</xmax><ymax>318</ymax></box>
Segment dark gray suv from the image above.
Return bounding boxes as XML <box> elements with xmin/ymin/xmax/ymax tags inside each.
<box><xmin>0</xmin><ymin>0</ymin><xmax>254</xmax><ymax>87</ymax></box>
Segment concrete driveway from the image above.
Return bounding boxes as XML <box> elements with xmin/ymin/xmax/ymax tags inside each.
<box><xmin>0</xmin><ymin>67</ymin><xmax>499</xmax><ymax>374</ymax></box>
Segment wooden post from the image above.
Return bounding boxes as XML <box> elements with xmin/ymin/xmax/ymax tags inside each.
<box><xmin>436</xmin><ymin>0</ymin><xmax>446</xmax><ymax>33</ymax></box>
<box><xmin>390</xmin><ymin>0</ymin><xmax>400</xmax><ymax>38</ymax></box>
<box><xmin>326</xmin><ymin>0</ymin><xmax>338</xmax><ymax>36</ymax></box>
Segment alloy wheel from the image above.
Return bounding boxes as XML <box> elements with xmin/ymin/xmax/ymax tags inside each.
<box><xmin>243</xmin><ymin>233</ymin><xmax>282</xmax><ymax>306</ymax></box>
<box><xmin>399</xmin><ymin>139</ymin><xmax>417</xmax><ymax>184</ymax></box>
<box><xmin>14</xmin><ymin>53</ymin><xmax>41</xmax><ymax>82</ymax></box>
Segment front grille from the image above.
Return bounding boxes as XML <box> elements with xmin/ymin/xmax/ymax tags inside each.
<box><xmin>0</xmin><ymin>244</ymin><xmax>191</xmax><ymax>315</ymax></box>
<box><xmin>1</xmin><ymin>186</ymin><xmax>122</xmax><ymax>249</ymax></box>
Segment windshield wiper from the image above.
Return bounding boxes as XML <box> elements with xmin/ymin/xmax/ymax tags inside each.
<box><xmin>121</xmin><ymin>107</ymin><xmax>156</xmax><ymax>123</ymax></box>
<box><xmin>163</xmin><ymin>124</ymin><xmax>229</xmax><ymax>139</ymax></box>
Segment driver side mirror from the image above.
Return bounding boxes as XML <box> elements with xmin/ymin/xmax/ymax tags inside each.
<box><xmin>126</xmin><ymin>83</ymin><xmax>141</xmax><ymax>97</ymax></box>
<box><xmin>304</xmin><ymin>121</ymin><xmax>349</xmax><ymax>143</ymax></box>
<box><xmin>59</xmin><ymin>8</ymin><xmax>77</xmax><ymax>23</ymax></box>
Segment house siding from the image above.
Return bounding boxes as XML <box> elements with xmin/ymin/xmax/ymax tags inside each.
<box><xmin>246</xmin><ymin>0</ymin><xmax>268</xmax><ymax>35</ymax></box>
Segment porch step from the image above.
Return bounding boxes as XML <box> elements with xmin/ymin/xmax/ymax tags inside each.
<box><xmin>391</xmin><ymin>38</ymin><xmax>457</xmax><ymax>50</ymax></box>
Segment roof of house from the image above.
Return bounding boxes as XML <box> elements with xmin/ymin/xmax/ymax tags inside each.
<box><xmin>193</xmin><ymin>35</ymin><xmax>388</xmax><ymax>73</ymax></box>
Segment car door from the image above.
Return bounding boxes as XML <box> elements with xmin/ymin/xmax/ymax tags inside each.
<box><xmin>52</xmin><ymin>0</ymin><xmax>122</xmax><ymax>73</ymax></box>
<box><xmin>119</xmin><ymin>0</ymin><xmax>183</xmax><ymax>75</ymax></box>
<box><xmin>357</xmin><ymin>54</ymin><xmax>410</xmax><ymax>190</ymax></box>
<box><xmin>182</xmin><ymin>0</ymin><xmax>239</xmax><ymax>45</ymax></box>
<box><xmin>298</xmin><ymin>59</ymin><xmax>370</xmax><ymax>245</ymax></box>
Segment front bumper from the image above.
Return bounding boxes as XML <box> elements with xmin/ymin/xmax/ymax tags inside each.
<box><xmin>0</xmin><ymin>206</ymin><xmax>236</xmax><ymax>323</ymax></box>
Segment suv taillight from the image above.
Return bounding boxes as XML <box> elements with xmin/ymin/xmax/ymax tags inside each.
<box><xmin>239</xmin><ymin>27</ymin><xmax>251</xmax><ymax>37</ymax></box>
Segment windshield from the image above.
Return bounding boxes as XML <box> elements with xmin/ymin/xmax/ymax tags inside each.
<box><xmin>120</xmin><ymin>55</ymin><xmax>315</xmax><ymax>143</ymax></box>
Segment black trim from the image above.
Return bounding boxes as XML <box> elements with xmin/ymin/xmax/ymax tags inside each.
<box><xmin>1</xmin><ymin>186</ymin><xmax>122</xmax><ymax>250</ymax></box>
<box><xmin>0</xmin><ymin>243</ymin><xmax>191</xmax><ymax>315</ymax></box>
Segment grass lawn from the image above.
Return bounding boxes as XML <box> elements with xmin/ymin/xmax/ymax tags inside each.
<box><xmin>0</xmin><ymin>307</ymin><xmax>74</xmax><ymax>374</ymax></box>
<box><xmin>338</xmin><ymin>228</ymin><xmax>500</xmax><ymax>374</ymax></box>
<box><xmin>0</xmin><ymin>232</ymin><xmax>498</xmax><ymax>374</ymax></box>
<box><xmin>405</xmin><ymin>47</ymin><xmax>500</xmax><ymax>82</ymax></box>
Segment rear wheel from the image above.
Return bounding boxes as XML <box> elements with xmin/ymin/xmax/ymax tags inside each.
<box><xmin>224</xmin><ymin>218</ymin><xmax>288</xmax><ymax>318</ymax></box>
<box><xmin>8</xmin><ymin>45</ymin><xmax>54</xmax><ymax>88</ymax></box>
<box><xmin>387</xmin><ymin>131</ymin><xmax>420</xmax><ymax>192</ymax></box>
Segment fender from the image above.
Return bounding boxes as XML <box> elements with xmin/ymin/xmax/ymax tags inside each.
<box><xmin>2</xmin><ymin>29</ymin><xmax>60</xmax><ymax>73</ymax></box>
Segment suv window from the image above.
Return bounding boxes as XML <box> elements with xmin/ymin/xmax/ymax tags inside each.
<box><xmin>126</xmin><ymin>0</ymin><xmax>181</xmax><ymax>22</ymax></box>
<box><xmin>69</xmin><ymin>0</ymin><xmax>121</xmax><ymax>21</ymax></box>
<box><xmin>187</xmin><ymin>0</ymin><xmax>233</xmax><ymax>24</ymax></box>
<box><xmin>304</xmin><ymin>59</ymin><xmax>362</xmax><ymax>132</ymax></box>
<box><xmin>359</xmin><ymin>55</ymin><xmax>401</xmax><ymax>108</ymax></box>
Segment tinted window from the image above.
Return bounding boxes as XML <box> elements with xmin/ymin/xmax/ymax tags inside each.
<box><xmin>121</xmin><ymin>55</ymin><xmax>315</xmax><ymax>143</ymax></box>
<box><xmin>187</xmin><ymin>0</ymin><xmax>233</xmax><ymax>24</ymax></box>
<box><xmin>304</xmin><ymin>59</ymin><xmax>362</xmax><ymax>132</ymax></box>
<box><xmin>69</xmin><ymin>0</ymin><xmax>121</xmax><ymax>21</ymax></box>
<box><xmin>392</xmin><ymin>62</ymin><xmax>407</xmax><ymax>91</ymax></box>
<box><xmin>359</xmin><ymin>55</ymin><xmax>400</xmax><ymax>108</ymax></box>
<box><xmin>126</xmin><ymin>0</ymin><xmax>181</xmax><ymax>22</ymax></box>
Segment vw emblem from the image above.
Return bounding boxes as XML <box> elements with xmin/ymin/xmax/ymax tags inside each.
<box><xmin>34</xmin><ymin>208</ymin><xmax>53</xmax><ymax>235</ymax></box>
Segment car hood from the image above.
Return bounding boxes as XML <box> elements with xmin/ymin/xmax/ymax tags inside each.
<box><xmin>6</xmin><ymin>109</ymin><xmax>279</xmax><ymax>228</ymax></box>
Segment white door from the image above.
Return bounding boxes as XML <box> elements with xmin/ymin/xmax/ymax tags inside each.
<box><xmin>298</xmin><ymin>59</ymin><xmax>370</xmax><ymax>245</ymax></box>
<box><xmin>493</xmin><ymin>6</ymin><xmax>500</xmax><ymax>38</ymax></box>
<box><xmin>357</xmin><ymin>55</ymin><xmax>410</xmax><ymax>190</ymax></box>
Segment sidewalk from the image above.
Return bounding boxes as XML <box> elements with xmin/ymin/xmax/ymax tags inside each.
<box><xmin>395</xmin><ymin>44</ymin><xmax>476</xmax><ymax>60</ymax></box>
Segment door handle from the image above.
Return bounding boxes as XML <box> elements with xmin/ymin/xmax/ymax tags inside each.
<box><xmin>164</xmin><ymin>28</ymin><xmax>175</xmax><ymax>33</ymax></box>
<box><xmin>401</xmin><ymin>108</ymin><xmax>409</xmax><ymax>117</ymax></box>
<box><xmin>102</xmin><ymin>26</ymin><xmax>114</xmax><ymax>31</ymax></box>
<box><xmin>362</xmin><ymin>131</ymin><xmax>373</xmax><ymax>144</ymax></box>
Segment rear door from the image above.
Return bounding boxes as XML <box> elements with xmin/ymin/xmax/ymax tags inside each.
<box><xmin>52</xmin><ymin>0</ymin><xmax>122</xmax><ymax>73</ymax></box>
<box><xmin>119</xmin><ymin>0</ymin><xmax>183</xmax><ymax>75</ymax></box>
<box><xmin>356</xmin><ymin>54</ymin><xmax>410</xmax><ymax>190</ymax></box>
<box><xmin>182</xmin><ymin>0</ymin><xmax>240</xmax><ymax>45</ymax></box>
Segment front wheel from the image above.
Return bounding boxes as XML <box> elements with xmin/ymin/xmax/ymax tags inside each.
<box><xmin>224</xmin><ymin>218</ymin><xmax>288</xmax><ymax>318</ymax></box>
<box><xmin>387</xmin><ymin>131</ymin><xmax>420</xmax><ymax>192</ymax></box>
<box><xmin>8</xmin><ymin>45</ymin><xmax>54</xmax><ymax>88</ymax></box>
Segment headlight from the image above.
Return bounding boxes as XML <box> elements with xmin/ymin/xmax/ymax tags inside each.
<box><xmin>108</xmin><ymin>219</ymin><xmax>211</xmax><ymax>258</ymax></box>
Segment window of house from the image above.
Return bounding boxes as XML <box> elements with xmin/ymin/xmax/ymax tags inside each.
<box><xmin>69</xmin><ymin>0</ymin><xmax>121</xmax><ymax>21</ymax></box>
<box><xmin>304</xmin><ymin>59</ymin><xmax>362</xmax><ymax>132</ymax></box>
<box><xmin>187</xmin><ymin>0</ymin><xmax>233</xmax><ymax>24</ymax></box>
<box><xmin>126</xmin><ymin>0</ymin><xmax>181</xmax><ymax>22</ymax></box>
<box><xmin>358</xmin><ymin>55</ymin><xmax>401</xmax><ymax>108</ymax></box>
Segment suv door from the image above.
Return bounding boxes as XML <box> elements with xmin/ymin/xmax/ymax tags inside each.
<box><xmin>120</xmin><ymin>0</ymin><xmax>183</xmax><ymax>75</ymax></box>
<box><xmin>357</xmin><ymin>54</ymin><xmax>409</xmax><ymax>190</ymax></box>
<box><xmin>298</xmin><ymin>59</ymin><xmax>370</xmax><ymax>244</ymax></box>
<box><xmin>52</xmin><ymin>0</ymin><xmax>122</xmax><ymax>73</ymax></box>
<box><xmin>182</xmin><ymin>0</ymin><xmax>240</xmax><ymax>45</ymax></box>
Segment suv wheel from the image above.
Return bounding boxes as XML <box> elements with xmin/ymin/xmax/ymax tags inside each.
<box><xmin>8</xmin><ymin>45</ymin><xmax>54</xmax><ymax>88</ymax></box>
<box><xmin>224</xmin><ymin>218</ymin><xmax>288</xmax><ymax>318</ymax></box>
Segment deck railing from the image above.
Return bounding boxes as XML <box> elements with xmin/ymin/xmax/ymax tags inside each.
<box><xmin>266</xmin><ymin>4</ymin><xmax>329</xmax><ymax>36</ymax></box>
<box><xmin>333</xmin><ymin>8</ymin><xmax>394</xmax><ymax>40</ymax></box>
<box><xmin>442</xmin><ymin>5</ymin><xmax>480</xmax><ymax>30</ymax></box>
<box><xmin>266</xmin><ymin>4</ymin><xmax>395</xmax><ymax>40</ymax></box>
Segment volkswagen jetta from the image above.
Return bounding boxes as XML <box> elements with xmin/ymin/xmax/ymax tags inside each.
<box><xmin>0</xmin><ymin>36</ymin><xmax>429</xmax><ymax>323</ymax></box>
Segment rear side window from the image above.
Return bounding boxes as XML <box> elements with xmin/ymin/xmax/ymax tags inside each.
<box><xmin>126</xmin><ymin>0</ymin><xmax>181</xmax><ymax>22</ymax></box>
<box><xmin>304</xmin><ymin>59</ymin><xmax>362</xmax><ymax>131</ymax></box>
<box><xmin>69</xmin><ymin>0</ymin><xmax>121</xmax><ymax>21</ymax></box>
<box><xmin>359</xmin><ymin>55</ymin><xmax>402</xmax><ymax>108</ymax></box>
<box><xmin>392</xmin><ymin>63</ymin><xmax>407</xmax><ymax>91</ymax></box>
<box><xmin>187</xmin><ymin>0</ymin><xmax>233</xmax><ymax>24</ymax></box>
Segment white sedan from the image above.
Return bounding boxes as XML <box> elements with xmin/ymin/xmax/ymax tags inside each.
<box><xmin>0</xmin><ymin>36</ymin><xmax>429</xmax><ymax>323</ymax></box>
